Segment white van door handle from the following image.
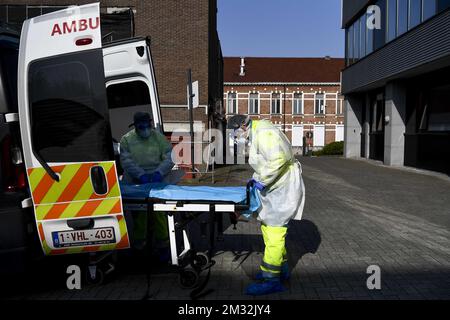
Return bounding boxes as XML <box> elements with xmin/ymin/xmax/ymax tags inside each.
<box><xmin>21</xmin><ymin>198</ymin><xmax>33</xmax><ymax>209</ymax></box>
<box><xmin>4</xmin><ymin>113</ymin><xmax>19</xmax><ymax>123</ymax></box>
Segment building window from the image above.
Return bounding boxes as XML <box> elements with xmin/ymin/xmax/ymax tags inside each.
<box><xmin>336</xmin><ymin>99</ymin><xmax>344</xmax><ymax>115</ymax></box>
<box><xmin>387</xmin><ymin>0</ymin><xmax>398</xmax><ymax>42</ymax></box>
<box><xmin>227</xmin><ymin>93</ymin><xmax>237</xmax><ymax>114</ymax></box>
<box><xmin>360</xmin><ymin>15</ymin><xmax>366</xmax><ymax>57</ymax></box>
<box><xmin>421</xmin><ymin>84</ymin><xmax>450</xmax><ymax>131</ymax></box>
<box><xmin>249</xmin><ymin>93</ymin><xmax>259</xmax><ymax>114</ymax></box>
<box><xmin>293</xmin><ymin>93</ymin><xmax>303</xmax><ymax>115</ymax></box>
<box><xmin>409</xmin><ymin>0</ymin><xmax>422</xmax><ymax>29</ymax></box>
<box><xmin>366</xmin><ymin>12</ymin><xmax>374</xmax><ymax>55</ymax></box>
<box><xmin>347</xmin><ymin>24</ymin><xmax>354</xmax><ymax>65</ymax></box>
<box><xmin>374</xmin><ymin>0</ymin><xmax>387</xmax><ymax>50</ymax></box>
<box><xmin>315</xmin><ymin>93</ymin><xmax>325</xmax><ymax>114</ymax></box>
<box><xmin>271</xmin><ymin>93</ymin><xmax>281</xmax><ymax>114</ymax></box>
<box><xmin>397</xmin><ymin>0</ymin><xmax>409</xmax><ymax>36</ymax></box>
<box><xmin>423</xmin><ymin>0</ymin><xmax>437</xmax><ymax>20</ymax></box>
<box><xmin>354</xmin><ymin>16</ymin><xmax>360</xmax><ymax>61</ymax></box>
<box><xmin>438</xmin><ymin>0</ymin><xmax>450</xmax><ymax>12</ymax></box>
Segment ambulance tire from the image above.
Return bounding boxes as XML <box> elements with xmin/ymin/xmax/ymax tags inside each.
<box><xmin>178</xmin><ymin>267</ymin><xmax>199</xmax><ymax>289</ymax></box>
<box><xmin>192</xmin><ymin>252</ymin><xmax>209</xmax><ymax>270</ymax></box>
<box><xmin>85</xmin><ymin>267</ymin><xmax>105</xmax><ymax>286</ymax></box>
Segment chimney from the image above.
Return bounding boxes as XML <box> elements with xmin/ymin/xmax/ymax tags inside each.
<box><xmin>324</xmin><ymin>55</ymin><xmax>331</xmax><ymax>60</ymax></box>
<box><xmin>239</xmin><ymin>57</ymin><xmax>245</xmax><ymax>76</ymax></box>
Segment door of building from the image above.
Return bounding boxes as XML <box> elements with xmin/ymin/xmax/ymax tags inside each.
<box><xmin>335</xmin><ymin>125</ymin><xmax>344</xmax><ymax>142</ymax></box>
<box><xmin>369</xmin><ymin>93</ymin><xmax>385</xmax><ymax>161</ymax></box>
<box><xmin>313</xmin><ymin>125</ymin><xmax>325</xmax><ymax>148</ymax></box>
<box><xmin>292</xmin><ymin>125</ymin><xmax>304</xmax><ymax>147</ymax></box>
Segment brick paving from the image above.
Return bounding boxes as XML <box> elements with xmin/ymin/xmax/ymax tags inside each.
<box><xmin>3</xmin><ymin>157</ymin><xmax>450</xmax><ymax>300</ymax></box>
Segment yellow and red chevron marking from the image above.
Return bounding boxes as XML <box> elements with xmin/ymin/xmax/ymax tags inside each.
<box><xmin>29</xmin><ymin>161</ymin><xmax>130</xmax><ymax>255</ymax></box>
<box><xmin>35</xmin><ymin>198</ymin><xmax>122</xmax><ymax>220</ymax></box>
<box><xmin>37</xmin><ymin>215</ymin><xmax>129</xmax><ymax>255</ymax></box>
<box><xmin>27</xmin><ymin>162</ymin><xmax>120</xmax><ymax>205</ymax></box>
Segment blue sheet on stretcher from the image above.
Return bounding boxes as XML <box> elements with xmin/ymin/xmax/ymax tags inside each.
<box><xmin>120</xmin><ymin>183</ymin><xmax>261</xmax><ymax>215</ymax></box>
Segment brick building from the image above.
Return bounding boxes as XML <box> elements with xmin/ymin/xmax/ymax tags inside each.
<box><xmin>224</xmin><ymin>57</ymin><xmax>345</xmax><ymax>152</ymax></box>
<box><xmin>0</xmin><ymin>0</ymin><xmax>224</xmax><ymax>134</ymax></box>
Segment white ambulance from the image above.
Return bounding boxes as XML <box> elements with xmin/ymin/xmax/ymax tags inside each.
<box><xmin>14</xmin><ymin>3</ymin><xmax>164</xmax><ymax>279</ymax></box>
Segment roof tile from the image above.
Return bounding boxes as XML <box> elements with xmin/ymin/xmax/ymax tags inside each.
<box><xmin>224</xmin><ymin>57</ymin><xmax>345</xmax><ymax>83</ymax></box>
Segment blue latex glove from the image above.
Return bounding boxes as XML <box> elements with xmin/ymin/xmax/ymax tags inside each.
<box><xmin>139</xmin><ymin>174</ymin><xmax>151</xmax><ymax>184</ymax></box>
<box><xmin>249</xmin><ymin>178</ymin><xmax>265</xmax><ymax>191</ymax></box>
<box><xmin>150</xmin><ymin>171</ymin><xmax>163</xmax><ymax>183</ymax></box>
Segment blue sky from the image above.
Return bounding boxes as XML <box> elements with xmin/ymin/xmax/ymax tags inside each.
<box><xmin>217</xmin><ymin>0</ymin><xmax>344</xmax><ymax>58</ymax></box>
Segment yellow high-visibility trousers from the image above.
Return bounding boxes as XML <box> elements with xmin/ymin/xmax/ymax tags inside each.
<box><xmin>133</xmin><ymin>211</ymin><xmax>169</xmax><ymax>244</ymax></box>
<box><xmin>260</xmin><ymin>224</ymin><xmax>288</xmax><ymax>278</ymax></box>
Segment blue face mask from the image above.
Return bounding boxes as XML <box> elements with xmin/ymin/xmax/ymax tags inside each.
<box><xmin>137</xmin><ymin>127</ymin><xmax>151</xmax><ymax>139</ymax></box>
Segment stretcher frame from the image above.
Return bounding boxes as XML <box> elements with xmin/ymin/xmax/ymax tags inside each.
<box><xmin>121</xmin><ymin>183</ymin><xmax>251</xmax><ymax>267</ymax></box>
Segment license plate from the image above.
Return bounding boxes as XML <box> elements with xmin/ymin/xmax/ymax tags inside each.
<box><xmin>52</xmin><ymin>227</ymin><xmax>116</xmax><ymax>248</ymax></box>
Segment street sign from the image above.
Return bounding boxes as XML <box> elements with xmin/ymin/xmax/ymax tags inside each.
<box><xmin>187</xmin><ymin>80</ymin><xmax>199</xmax><ymax>109</ymax></box>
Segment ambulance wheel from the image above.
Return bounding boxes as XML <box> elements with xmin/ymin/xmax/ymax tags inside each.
<box><xmin>192</xmin><ymin>252</ymin><xmax>209</xmax><ymax>269</ymax></box>
<box><xmin>86</xmin><ymin>267</ymin><xmax>104</xmax><ymax>285</ymax></box>
<box><xmin>179</xmin><ymin>268</ymin><xmax>199</xmax><ymax>289</ymax></box>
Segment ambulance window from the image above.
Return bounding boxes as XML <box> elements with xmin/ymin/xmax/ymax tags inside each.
<box><xmin>28</xmin><ymin>50</ymin><xmax>112</xmax><ymax>163</ymax></box>
<box><xmin>107</xmin><ymin>80</ymin><xmax>152</xmax><ymax>141</ymax></box>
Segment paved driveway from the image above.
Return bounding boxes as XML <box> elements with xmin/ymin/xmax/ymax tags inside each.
<box><xmin>4</xmin><ymin>157</ymin><xmax>450</xmax><ymax>300</ymax></box>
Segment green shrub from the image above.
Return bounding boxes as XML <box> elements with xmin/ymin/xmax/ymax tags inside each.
<box><xmin>313</xmin><ymin>141</ymin><xmax>344</xmax><ymax>156</ymax></box>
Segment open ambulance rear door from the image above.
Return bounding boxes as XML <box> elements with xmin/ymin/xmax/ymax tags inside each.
<box><xmin>18</xmin><ymin>3</ymin><xmax>129</xmax><ymax>255</ymax></box>
<box><xmin>103</xmin><ymin>37</ymin><xmax>164</xmax><ymax>142</ymax></box>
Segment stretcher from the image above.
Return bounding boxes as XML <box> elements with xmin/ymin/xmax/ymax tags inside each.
<box><xmin>120</xmin><ymin>181</ymin><xmax>261</xmax><ymax>289</ymax></box>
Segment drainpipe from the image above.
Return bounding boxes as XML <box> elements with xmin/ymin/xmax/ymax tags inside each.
<box><xmin>283</xmin><ymin>85</ymin><xmax>286</xmax><ymax>134</ymax></box>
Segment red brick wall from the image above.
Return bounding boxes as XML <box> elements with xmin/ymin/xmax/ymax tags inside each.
<box><xmin>224</xmin><ymin>84</ymin><xmax>345</xmax><ymax>150</ymax></box>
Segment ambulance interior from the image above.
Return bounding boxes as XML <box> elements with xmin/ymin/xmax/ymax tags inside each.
<box><xmin>106</xmin><ymin>79</ymin><xmax>154</xmax><ymax>177</ymax></box>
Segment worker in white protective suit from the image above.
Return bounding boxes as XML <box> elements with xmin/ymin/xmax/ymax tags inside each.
<box><xmin>235</xmin><ymin>116</ymin><xmax>305</xmax><ymax>296</ymax></box>
<box><xmin>120</xmin><ymin>112</ymin><xmax>181</xmax><ymax>257</ymax></box>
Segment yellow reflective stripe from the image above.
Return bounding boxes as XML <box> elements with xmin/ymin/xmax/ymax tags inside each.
<box><xmin>65</xmin><ymin>247</ymin><xmax>85</xmax><ymax>254</ymax></box>
<box><xmin>73</xmin><ymin>178</ymin><xmax>93</xmax><ymax>201</ymax></box>
<box><xmin>35</xmin><ymin>204</ymin><xmax>53</xmax><ymax>221</ymax></box>
<box><xmin>41</xmin><ymin>164</ymin><xmax>81</xmax><ymax>204</ymax></box>
<box><xmin>28</xmin><ymin>168</ymin><xmax>46</xmax><ymax>191</ymax></box>
<box><xmin>260</xmin><ymin>265</ymin><xmax>281</xmax><ymax>274</ymax></box>
<box><xmin>60</xmin><ymin>201</ymin><xmax>85</xmax><ymax>219</ymax></box>
<box><xmin>42</xmin><ymin>239</ymin><xmax>52</xmax><ymax>255</ymax></box>
<box><xmin>100</xmin><ymin>161</ymin><xmax>114</xmax><ymax>173</ymax></box>
<box><xmin>93</xmin><ymin>198</ymin><xmax>118</xmax><ymax>216</ymax></box>
<box><xmin>98</xmin><ymin>243</ymin><xmax>117</xmax><ymax>251</ymax></box>
<box><xmin>118</xmin><ymin>215</ymin><xmax>127</xmax><ymax>237</ymax></box>
<box><xmin>107</xmin><ymin>182</ymin><xmax>120</xmax><ymax>198</ymax></box>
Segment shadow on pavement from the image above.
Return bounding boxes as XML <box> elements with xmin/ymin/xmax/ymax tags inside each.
<box><xmin>206</xmin><ymin>218</ymin><xmax>322</xmax><ymax>280</ymax></box>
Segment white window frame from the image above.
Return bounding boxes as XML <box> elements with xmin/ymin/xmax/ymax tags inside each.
<box><xmin>292</xmin><ymin>92</ymin><xmax>304</xmax><ymax>115</ymax></box>
<box><xmin>248</xmin><ymin>92</ymin><xmax>260</xmax><ymax>114</ymax></box>
<box><xmin>271</xmin><ymin>92</ymin><xmax>282</xmax><ymax>115</ymax></box>
<box><xmin>315</xmin><ymin>92</ymin><xmax>325</xmax><ymax>115</ymax></box>
<box><xmin>227</xmin><ymin>92</ymin><xmax>237</xmax><ymax>114</ymax></box>
<box><xmin>336</xmin><ymin>97</ymin><xmax>344</xmax><ymax>115</ymax></box>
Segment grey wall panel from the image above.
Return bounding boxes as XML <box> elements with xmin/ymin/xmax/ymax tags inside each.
<box><xmin>342</xmin><ymin>10</ymin><xmax>450</xmax><ymax>94</ymax></box>
<box><xmin>342</xmin><ymin>0</ymin><xmax>371</xmax><ymax>27</ymax></box>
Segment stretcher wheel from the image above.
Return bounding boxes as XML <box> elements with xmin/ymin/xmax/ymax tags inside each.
<box><xmin>179</xmin><ymin>267</ymin><xmax>199</xmax><ymax>289</ymax></box>
<box><xmin>85</xmin><ymin>267</ymin><xmax>104</xmax><ymax>285</ymax></box>
<box><xmin>192</xmin><ymin>252</ymin><xmax>209</xmax><ymax>269</ymax></box>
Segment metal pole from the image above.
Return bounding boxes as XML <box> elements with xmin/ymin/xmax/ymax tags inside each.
<box><xmin>187</xmin><ymin>69</ymin><xmax>195</xmax><ymax>178</ymax></box>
